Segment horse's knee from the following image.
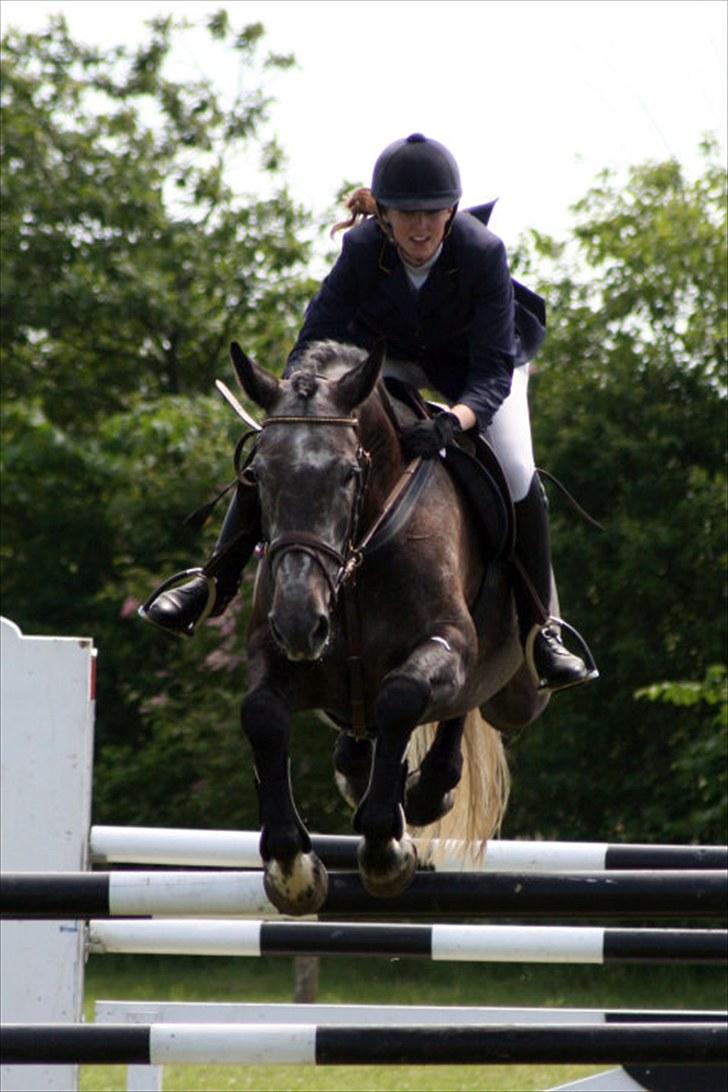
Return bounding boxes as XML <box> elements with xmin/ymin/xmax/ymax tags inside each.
<box><xmin>405</xmin><ymin>737</ymin><xmax>463</xmax><ymax>828</ymax></box>
<box><xmin>376</xmin><ymin>674</ymin><xmax>430</xmax><ymax>732</ymax></box>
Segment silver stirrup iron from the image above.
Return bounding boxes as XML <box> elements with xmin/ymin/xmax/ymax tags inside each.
<box><xmin>525</xmin><ymin>616</ymin><xmax>600</xmax><ymax>693</ymax></box>
<box><xmin>137</xmin><ymin>567</ymin><xmax>218</xmax><ymax>638</ymax></box>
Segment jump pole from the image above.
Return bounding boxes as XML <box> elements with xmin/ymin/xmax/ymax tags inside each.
<box><xmin>94</xmin><ymin>999</ymin><xmax>727</xmax><ymax>1027</ymax></box>
<box><xmin>84</xmin><ymin>919</ymin><xmax>727</xmax><ymax>964</ymax></box>
<box><xmin>3</xmin><ymin>1021</ymin><xmax>726</xmax><ymax>1067</ymax></box>
<box><xmin>3</xmin><ymin>868</ymin><xmax>726</xmax><ymax>920</ymax></box>
<box><xmin>93</xmin><ymin>1002</ymin><xmax>727</xmax><ymax>1092</ymax></box>
<box><xmin>89</xmin><ymin>824</ymin><xmax>728</xmax><ymax>872</ymax></box>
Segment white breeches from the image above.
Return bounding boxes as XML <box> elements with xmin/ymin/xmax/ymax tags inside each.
<box><xmin>383</xmin><ymin>359</ymin><xmax>536</xmax><ymax>503</ymax></box>
<box><xmin>482</xmin><ymin>363</ymin><xmax>535</xmax><ymax>502</ymax></box>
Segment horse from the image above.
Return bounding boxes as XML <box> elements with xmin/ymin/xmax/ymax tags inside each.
<box><xmin>229</xmin><ymin>338</ymin><xmax>550</xmax><ymax>916</ymax></box>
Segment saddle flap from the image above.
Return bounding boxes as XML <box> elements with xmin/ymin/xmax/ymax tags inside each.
<box><xmin>444</xmin><ymin>438</ymin><xmax>515</xmax><ymax>561</ymax></box>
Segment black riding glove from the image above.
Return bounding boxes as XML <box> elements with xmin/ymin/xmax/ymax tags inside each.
<box><xmin>401</xmin><ymin>411</ymin><xmax>461</xmax><ymax>459</ymax></box>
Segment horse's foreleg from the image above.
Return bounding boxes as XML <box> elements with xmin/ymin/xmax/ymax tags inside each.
<box><xmin>353</xmin><ymin>674</ymin><xmax>427</xmax><ymax>897</ymax></box>
<box><xmin>405</xmin><ymin>715</ymin><xmax>466</xmax><ymax>827</ymax></box>
<box><xmin>354</xmin><ymin>630</ymin><xmax>472</xmax><ymax>897</ymax></box>
<box><xmin>242</xmin><ymin>686</ymin><xmax>328</xmax><ymax>915</ymax></box>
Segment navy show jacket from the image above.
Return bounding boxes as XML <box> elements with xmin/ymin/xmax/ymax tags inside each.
<box><xmin>286</xmin><ymin>205</ymin><xmax>546</xmax><ymax>432</ymax></box>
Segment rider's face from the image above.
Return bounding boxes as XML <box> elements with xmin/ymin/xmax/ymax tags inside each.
<box><xmin>382</xmin><ymin>207</ymin><xmax>453</xmax><ymax>266</ymax></box>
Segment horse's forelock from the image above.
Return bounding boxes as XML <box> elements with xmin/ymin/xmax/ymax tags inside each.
<box><xmin>298</xmin><ymin>340</ymin><xmax>368</xmax><ymax>380</ymax></box>
<box><xmin>290</xmin><ymin>367</ymin><xmax>319</xmax><ymax>400</ymax></box>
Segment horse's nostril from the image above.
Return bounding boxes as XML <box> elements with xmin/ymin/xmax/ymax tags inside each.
<box><xmin>313</xmin><ymin>614</ymin><xmax>330</xmax><ymax>646</ymax></box>
<box><xmin>268</xmin><ymin>614</ymin><xmax>285</xmax><ymax>648</ymax></box>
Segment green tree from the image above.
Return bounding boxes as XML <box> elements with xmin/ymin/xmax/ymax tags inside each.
<box><xmin>506</xmin><ymin>144</ymin><xmax>727</xmax><ymax>843</ymax></box>
<box><xmin>635</xmin><ymin>666</ymin><xmax>727</xmax><ymax>837</ymax></box>
<box><xmin>0</xmin><ymin>12</ymin><xmax>332</xmax><ymax>829</ymax></box>
<box><xmin>1</xmin><ymin>8</ymin><xmax>317</xmax><ymax>630</ymax></box>
<box><xmin>1</xmin><ymin>10</ymin><xmax>315</xmax><ymax>430</ymax></box>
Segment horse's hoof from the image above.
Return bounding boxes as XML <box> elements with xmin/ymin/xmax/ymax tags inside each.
<box><xmin>405</xmin><ymin>771</ymin><xmax>456</xmax><ymax>827</ymax></box>
<box><xmin>263</xmin><ymin>851</ymin><xmax>329</xmax><ymax>916</ymax></box>
<box><xmin>357</xmin><ymin>834</ymin><xmax>418</xmax><ymax>898</ymax></box>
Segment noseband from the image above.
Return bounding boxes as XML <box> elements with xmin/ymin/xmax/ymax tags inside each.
<box><xmin>258</xmin><ymin>414</ymin><xmax>371</xmax><ymax>602</ymax></box>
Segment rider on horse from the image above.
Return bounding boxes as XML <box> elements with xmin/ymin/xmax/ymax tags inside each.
<box><xmin>141</xmin><ymin>133</ymin><xmax>596</xmax><ymax>695</ymax></box>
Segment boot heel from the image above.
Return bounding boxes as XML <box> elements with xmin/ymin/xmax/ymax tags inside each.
<box><xmin>525</xmin><ymin>616</ymin><xmax>599</xmax><ymax>693</ymax></box>
<box><xmin>138</xmin><ymin>568</ymin><xmax>217</xmax><ymax>638</ymax></box>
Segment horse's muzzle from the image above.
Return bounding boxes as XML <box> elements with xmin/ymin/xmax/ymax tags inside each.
<box><xmin>268</xmin><ymin>604</ymin><xmax>331</xmax><ymax>662</ymax></box>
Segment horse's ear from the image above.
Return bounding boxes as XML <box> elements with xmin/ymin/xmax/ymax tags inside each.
<box><xmin>334</xmin><ymin>339</ymin><xmax>385</xmax><ymax>412</ymax></box>
<box><xmin>229</xmin><ymin>342</ymin><xmax>280</xmax><ymax>411</ymax></box>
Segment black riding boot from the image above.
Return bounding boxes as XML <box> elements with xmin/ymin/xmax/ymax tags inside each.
<box><xmin>139</xmin><ymin>484</ymin><xmax>260</xmax><ymax>638</ymax></box>
<box><xmin>513</xmin><ymin>475</ymin><xmax>597</xmax><ymax>693</ymax></box>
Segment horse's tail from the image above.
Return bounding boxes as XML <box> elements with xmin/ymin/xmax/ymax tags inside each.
<box><xmin>406</xmin><ymin>709</ymin><xmax>510</xmax><ymax>864</ymax></box>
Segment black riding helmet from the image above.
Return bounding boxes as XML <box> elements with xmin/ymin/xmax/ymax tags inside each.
<box><xmin>371</xmin><ymin>133</ymin><xmax>462</xmax><ymax>211</ymax></box>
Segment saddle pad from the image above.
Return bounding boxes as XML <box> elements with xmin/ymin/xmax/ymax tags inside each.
<box><xmin>443</xmin><ymin>438</ymin><xmax>514</xmax><ymax>561</ymax></box>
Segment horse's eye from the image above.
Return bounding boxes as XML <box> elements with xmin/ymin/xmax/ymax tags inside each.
<box><xmin>241</xmin><ymin>464</ymin><xmax>258</xmax><ymax>486</ymax></box>
<box><xmin>342</xmin><ymin>464</ymin><xmax>359</xmax><ymax>484</ymax></box>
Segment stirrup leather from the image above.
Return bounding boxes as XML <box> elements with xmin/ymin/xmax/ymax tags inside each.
<box><xmin>137</xmin><ymin>567</ymin><xmax>218</xmax><ymax>638</ymax></box>
<box><xmin>525</xmin><ymin>616</ymin><xmax>600</xmax><ymax>693</ymax></box>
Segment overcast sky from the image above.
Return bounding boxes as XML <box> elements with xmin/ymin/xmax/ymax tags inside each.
<box><xmin>2</xmin><ymin>0</ymin><xmax>726</xmax><ymax>250</ymax></box>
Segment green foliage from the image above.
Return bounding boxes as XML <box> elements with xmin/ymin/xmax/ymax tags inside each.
<box><xmin>633</xmin><ymin>666</ymin><xmax>728</xmax><ymax>837</ymax></box>
<box><xmin>0</xmin><ymin>12</ymin><xmax>322</xmax><ymax>830</ymax></box>
<box><xmin>506</xmin><ymin>145</ymin><xmax>727</xmax><ymax>844</ymax></box>
<box><xmin>1</xmin><ymin>11</ymin><xmax>316</xmax><ymax>430</ymax></box>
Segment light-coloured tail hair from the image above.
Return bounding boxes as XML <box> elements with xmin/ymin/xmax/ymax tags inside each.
<box><xmin>406</xmin><ymin>709</ymin><xmax>510</xmax><ymax>867</ymax></box>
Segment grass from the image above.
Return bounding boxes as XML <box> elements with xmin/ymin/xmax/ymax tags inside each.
<box><xmin>80</xmin><ymin>954</ymin><xmax>727</xmax><ymax>1091</ymax></box>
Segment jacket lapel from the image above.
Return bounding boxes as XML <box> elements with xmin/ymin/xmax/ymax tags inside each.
<box><xmin>377</xmin><ymin>236</ymin><xmax>459</xmax><ymax>321</ymax></box>
<box><xmin>417</xmin><ymin>240</ymin><xmax>458</xmax><ymax>317</ymax></box>
<box><xmin>378</xmin><ymin>241</ymin><xmax>419</xmax><ymax>318</ymax></box>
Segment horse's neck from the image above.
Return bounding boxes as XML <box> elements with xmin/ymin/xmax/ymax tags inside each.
<box><xmin>359</xmin><ymin>391</ymin><xmax>406</xmax><ymax>520</ymax></box>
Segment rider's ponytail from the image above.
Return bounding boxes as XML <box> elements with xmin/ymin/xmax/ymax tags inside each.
<box><xmin>330</xmin><ymin>187</ymin><xmax>378</xmax><ymax>237</ymax></box>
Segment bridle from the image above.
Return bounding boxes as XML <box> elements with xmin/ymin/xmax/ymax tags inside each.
<box><xmin>254</xmin><ymin>414</ymin><xmax>372</xmax><ymax>604</ymax></box>
<box><xmin>248</xmin><ymin>408</ymin><xmax>426</xmax><ymax>736</ymax></box>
